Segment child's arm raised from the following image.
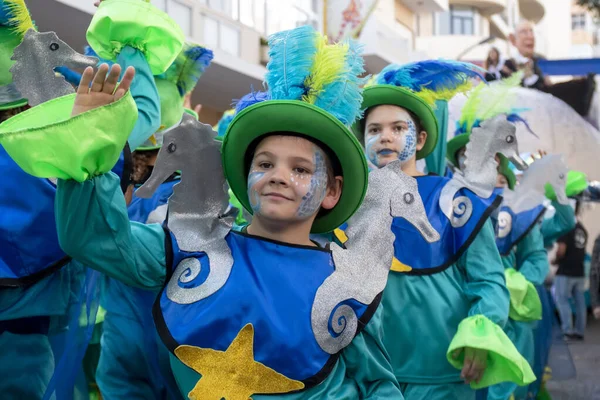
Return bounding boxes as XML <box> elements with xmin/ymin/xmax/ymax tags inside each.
<box><xmin>57</xmin><ymin>65</ymin><xmax>167</xmax><ymax>289</ymax></box>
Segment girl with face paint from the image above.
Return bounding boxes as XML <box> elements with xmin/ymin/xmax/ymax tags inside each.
<box><xmin>344</xmin><ymin>62</ymin><xmax>534</xmax><ymax>400</ymax></box>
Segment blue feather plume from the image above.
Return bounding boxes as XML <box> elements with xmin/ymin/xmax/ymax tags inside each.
<box><xmin>377</xmin><ymin>59</ymin><xmax>486</xmax><ymax>93</ymax></box>
<box><xmin>314</xmin><ymin>40</ymin><xmax>367</xmax><ymax>125</ymax></box>
<box><xmin>234</xmin><ymin>91</ymin><xmax>271</xmax><ymax>114</ymax></box>
<box><xmin>507</xmin><ymin>113</ymin><xmax>538</xmax><ymax>138</ymax></box>
<box><xmin>264</xmin><ymin>25</ymin><xmax>318</xmax><ymax>101</ymax></box>
<box><xmin>164</xmin><ymin>45</ymin><xmax>214</xmax><ymax>96</ymax></box>
<box><xmin>0</xmin><ymin>2</ymin><xmax>12</xmax><ymax>26</ymax></box>
<box><xmin>216</xmin><ymin>112</ymin><xmax>235</xmax><ymax>138</ymax></box>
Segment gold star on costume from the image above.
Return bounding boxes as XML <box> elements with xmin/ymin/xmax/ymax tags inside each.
<box><xmin>391</xmin><ymin>257</ymin><xmax>412</xmax><ymax>272</ymax></box>
<box><xmin>174</xmin><ymin>324</ymin><xmax>305</xmax><ymax>400</ymax></box>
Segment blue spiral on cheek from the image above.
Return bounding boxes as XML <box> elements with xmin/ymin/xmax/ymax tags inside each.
<box><xmin>398</xmin><ymin>120</ymin><xmax>417</xmax><ymax>161</ymax></box>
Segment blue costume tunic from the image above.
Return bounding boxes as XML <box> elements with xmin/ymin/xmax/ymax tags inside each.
<box><xmin>55</xmin><ymin>172</ymin><xmax>403</xmax><ymax>399</ymax></box>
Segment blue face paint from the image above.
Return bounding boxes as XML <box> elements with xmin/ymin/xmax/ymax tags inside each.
<box><xmin>296</xmin><ymin>148</ymin><xmax>328</xmax><ymax>218</ymax></box>
<box><xmin>247</xmin><ymin>171</ymin><xmax>265</xmax><ymax>213</ymax></box>
<box><xmin>398</xmin><ymin>120</ymin><xmax>417</xmax><ymax>162</ymax></box>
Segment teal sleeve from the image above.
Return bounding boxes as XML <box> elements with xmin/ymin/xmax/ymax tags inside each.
<box><xmin>342</xmin><ymin>305</ymin><xmax>403</xmax><ymax>398</ymax></box>
<box><xmin>516</xmin><ymin>225</ymin><xmax>548</xmax><ymax>285</ymax></box>
<box><xmin>116</xmin><ymin>46</ymin><xmax>161</xmax><ymax>151</ymax></box>
<box><xmin>541</xmin><ymin>201</ymin><xmax>575</xmax><ymax>248</ymax></box>
<box><xmin>459</xmin><ymin>220</ymin><xmax>510</xmax><ymax>327</ymax></box>
<box><xmin>56</xmin><ymin>173</ymin><xmax>167</xmax><ymax>290</ymax></box>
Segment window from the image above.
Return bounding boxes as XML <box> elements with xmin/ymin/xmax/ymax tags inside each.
<box><xmin>434</xmin><ymin>6</ymin><xmax>476</xmax><ymax>36</ymax></box>
<box><xmin>202</xmin><ymin>14</ymin><xmax>241</xmax><ymax>56</ymax></box>
<box><xmin>168</xmin><ymin>0</ymin><xmax>192</xmax><ymax>36</ymax></box>
<box><xmin>572</xmin><ymin>13</ymin><xmax>586</xmax><ymax>30</ymax></box>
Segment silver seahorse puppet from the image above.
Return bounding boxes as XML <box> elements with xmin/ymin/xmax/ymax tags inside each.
<box><xmin>311</xmin><ymin>160</ymin><xmax>440</xmax><ymax>354</ymax></box>
<box><xmin>440</xmin><ymin>115</ymin><xmax>527</xmax><ymax>227</ymax></box>
<box><xmin>11</xmin><ymin>29</ymin><xmax>98</xmax><ymax>106</ymax></box>
<box><xmin>137</xmin><ymin>113</ymin><xmax>234</xmax><ymax>305</ymax></box>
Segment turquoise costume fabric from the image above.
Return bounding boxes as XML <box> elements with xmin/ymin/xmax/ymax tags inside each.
<box><xmin>0</xmin><ymin>46</ymin><xmax>160</xmax><ymax>399</ymax></box>
<box><xmin>424</xmin><ymin>100</ymin><xmax>449</xmax><ymax>176</ymax></box>
<box><xmin>541</xmin><ymin>201</ymin><xmax>575</xmax><ymax>248</ymax></box>
<box><xmin>99</xmin><ymin>177</ymin><xmax>180</xmax><ymax>400</ymax></box>
<box><xmin>382</xmin><ymin>217</ymin><xmax>508</xmax><ymax>394</ymax></box>
<box><xmin>488</xmin><ymin>225</ymin><xmax>548</xmax><ymax>400</ymax></box>
<box><xmin>55</xmin><ymin>172</ymin><xmax>403</xmax><ymax>399</ymax></box>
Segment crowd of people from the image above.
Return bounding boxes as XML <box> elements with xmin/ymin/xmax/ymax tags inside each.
<box><xmin>0</xmin><ymin>1</ymin><xmax>599</xmax><ymax>400</ymax></box>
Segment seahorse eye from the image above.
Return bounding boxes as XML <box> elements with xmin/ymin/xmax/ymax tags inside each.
<box><xmin>167</xmin><ymin>143</ymin><xmax>176</xmax><ymax>153</ymax></box>
<box><xmin>49</xmin><ymin>43</ymin><xmax>59</xmax><ymax>51</ymax></box>
<box><xmin>403</xmin><ymin>192</ymin><xmax>414</xmax><ymax>205</ymax></box>
<box><xmin>506</xmin><ymin>135</ymin><xmax>514</xmax><ymax>144</ymax></box>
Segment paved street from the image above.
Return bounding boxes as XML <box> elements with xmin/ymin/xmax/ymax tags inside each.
<box><xmin>547</xmin><ymin>317</ymin><xmax>600</xmax><ymax>400</ymax></box>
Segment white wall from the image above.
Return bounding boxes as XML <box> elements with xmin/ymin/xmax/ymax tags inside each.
<box><xmin>534</xmin><ymin>0</ymin><xmax>572</xmax><ymax>59</ymax></box>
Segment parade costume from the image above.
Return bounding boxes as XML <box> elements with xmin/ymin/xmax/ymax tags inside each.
<box><xmin>0</xmin><ymin>0</ymin><xmax>183</xmax><ymax>398</ymax></box>
<box><xmin>99</xmin><ymin>42</ymin><xmax>212</xmax><ymax>400</ymax></box>
<box><xmin>350</xmin><ymin>62</ymin><xmax>533</xmax><ymax>400</ymax></box>
<box><xmin>0</xmin><ymin>25</ymin><xmax>442</xmax><ymax>399</ymax></box>
<box><xmin>448</xmin><ymin>89</ymin><xmax>569</xmax><ymax>400</ymax></box>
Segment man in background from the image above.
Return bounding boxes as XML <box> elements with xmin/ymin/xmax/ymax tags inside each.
<box><xmin>553</xmin><ymin>202</ymin><xmax>588</xmax><ymax>340</ymax></box>
<box><xmin>506</xmin><ymin>20</ymin><xmax>552</xmax><ymax>90</ymax></box>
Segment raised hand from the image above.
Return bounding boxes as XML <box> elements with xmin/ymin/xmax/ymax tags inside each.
<box><xmin>453</xmin><ymin>347</ymin><xmax>488</xmax><ymax>385</ymax></box>
<box><xmin>71</xmin><ymin>64</ymin><xmax>135</xmax><ymax>117</ymax></box>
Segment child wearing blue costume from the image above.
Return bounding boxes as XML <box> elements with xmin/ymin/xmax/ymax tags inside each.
<box><xmin>97</xmin><ymin>42</ymin><xmax>213</xmax><ymax>400</ymax></box>
<box><xmin>349</xmin><ymin>63</ymin><xmax>534</xmax><ymax>400</ymax></box>
<box><xmin>448</xmin><ymin>116</ymin><xmax>570</xmax><ymax>400</ymax></box>
<box><xmin>0</xmin><ymin>25</ymin><xmax>435</xmax><ymax>399</ymax></box>
<box><xmin>0</xmin><ymin>0</ymin><xmax>182</xmax><ymax>398</ymax></box>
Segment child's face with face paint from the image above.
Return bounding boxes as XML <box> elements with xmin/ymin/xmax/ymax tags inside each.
<box><xmin>364</xmin><ymin>105</ymin><xmax>423</xmax><ymax>169</ymax></box>
<box><xmin>247</xmin><ymin>135</ymin><xmax>340</xmax><ymax>225</ymax></box>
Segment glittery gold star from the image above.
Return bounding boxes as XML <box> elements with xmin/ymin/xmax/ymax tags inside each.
<box><xmin>175</xmin><ymin>324</ymin><xmax>305</xmax><ymax>400</ymax></box>
<box><xmin>391</xmin><ymin>257</ymin><xmax>412</xmax><ymax>272</ymax></box>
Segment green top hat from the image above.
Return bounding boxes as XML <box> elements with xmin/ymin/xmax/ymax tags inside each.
<box><xmin>221</xmin><ymin>25</ymin><xmax>369</xmax><ymax>234</ymax></box>
<box><xmin>352</xmin><ymin>60</ymin><xmax>485</xmax><ymax>160</ymax></box>
<box><xmin>137</xmin><ymin>43</ymin><xmax>214</xmax><ymax>151</ymax></box>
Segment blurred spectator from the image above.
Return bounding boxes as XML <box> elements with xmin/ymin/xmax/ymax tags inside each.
<box><xmin>484</xmin><ymin>47</ymin><xmax>513</xmax><ymax>81</ymax></box>
<box><xmin>507</xmin><ymin>20</ymin><xmax>551</xmax><ymax>90</ymax></box>
<box><xmin>553</xmin><ymin>202</ymin><xmax>588</xmax><ymax>340</ymax></box>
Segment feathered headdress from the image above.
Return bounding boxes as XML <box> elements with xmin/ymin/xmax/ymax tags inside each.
<box><xmin>157</xmin><ymin>43</ymin><xmax>214</xmax><ymax>96</ymax></box>
<box><xmin>214</xmin><ymin>109</ymin><xmax>235</xmax><ymax>138</ymax></box>
<box><xmin>235</xmin><ymin>25</ymin><xmax>367</xmax><ymax>126</ymax></box>
<box><xmin>376</xmin><ymin>60</ymin><xmax>486</xmax><ymax>106</ymax></box>
<box><xmin>456</xmin><ymin>71</ymin><xmax>534</xmax><ymax>135</ymax></box>
<box><xmin>3</xmin><ymin>0</ymin><xmax>35</xmax><ymax>36</ymax></box>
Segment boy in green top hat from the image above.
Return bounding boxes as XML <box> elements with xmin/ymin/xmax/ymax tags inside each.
<box><xmin>0</xmin><ymin>25</ymin><xmax>442</xmax><ymax>399</ymax></box>
<box><xmin>351</xmin><ymin>61</ymin><xmax>535</xmax><ymax>400</ymax></box>
<box><xmin>98</xmin><ymin>42</ymin><xmax>213</xmax><ymax>400</ymax></box>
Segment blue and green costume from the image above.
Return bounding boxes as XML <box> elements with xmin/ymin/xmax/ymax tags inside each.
<box><xmin>350</xmin><ymin>62</ymin><xmax>534</xmax><ymax>400</ymax></box>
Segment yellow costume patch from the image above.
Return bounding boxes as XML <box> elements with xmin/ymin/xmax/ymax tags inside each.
<box><xmin>175</xmin><ymin>324</ymin><xmax>304</xmax><ymax>400</ymax></box>
<box><xmin>391</xmin><ymin>257</ymin><xmax>412</xmax><ymax>273</ymax></box>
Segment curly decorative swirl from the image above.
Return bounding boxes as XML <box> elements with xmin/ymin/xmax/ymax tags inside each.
<box><xmin>450</xmin><ymin>195</ymin><xmax>473</xmax><ymax>228</ymax></box>
<box><xmin>497</xmin><ymin>211</ymin><xmax>512</xmax><ymax>239</ymax></box>
<box><xmin>319</xmin><ymin>303</ymin><xmax>359</xmax><ymax>353</ymax></box>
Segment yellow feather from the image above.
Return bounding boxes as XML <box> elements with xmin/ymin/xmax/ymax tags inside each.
<box><xmin>5</xmin><ymin>0</ymin><xmax>35</xmax><ymax>37</ymax></box>
<box><xmin>302</xmin><ymin>35</ymin><xmax>348</xmax><ymax>104</ymax></box>
<box><xmin>416</xmin><ymin>81</ymin><xmax>473</xmax><ymax>107</ymax></box>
